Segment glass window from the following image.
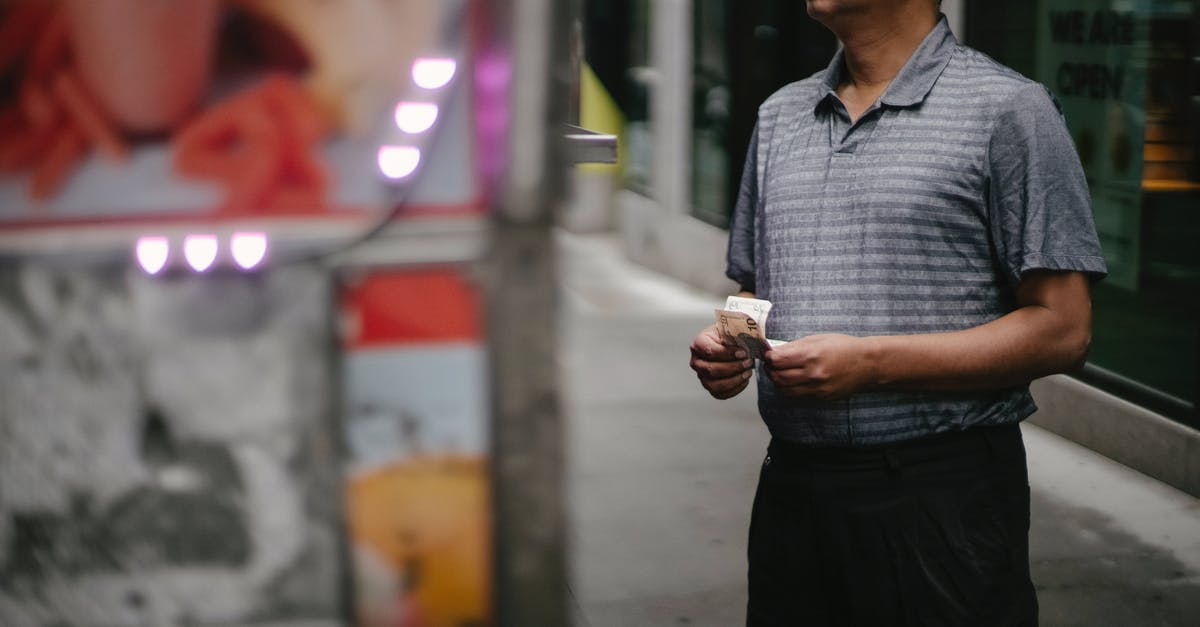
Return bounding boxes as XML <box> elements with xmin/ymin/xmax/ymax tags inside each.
<box><xmin>583</xmin><ymin>0</ymin><xmax>652</xmax><ymax>194</ymax></box>
<box><xmin>585</xmin><ymin>1</ymin><xmax>834</xmax><ymax>224</ymax></box>
<box><xmin>690</xmin><ymin>1</ymin><xmax>837</xmax><ymax>227</ymax></box>
<box><xmin>692</xmin><ymin>0</ymin><xmax>732</xmax><ymax>226</ymax></box>
<box><xmin>969</xmin><ymin>1</ymin><xmax>1199</xmax><ymax>423</ymax></box>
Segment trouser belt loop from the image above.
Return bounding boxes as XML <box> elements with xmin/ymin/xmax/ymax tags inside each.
<box><xmin>883</xmin><ymin>448</ymin><xmax>902</xmax><ymax>475</ymax></box>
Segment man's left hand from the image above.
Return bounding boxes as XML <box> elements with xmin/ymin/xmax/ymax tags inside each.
<box><xmin>762</xmin><ymin>334</ymin><xmax>877</xmax><ymax>399</ymax></box>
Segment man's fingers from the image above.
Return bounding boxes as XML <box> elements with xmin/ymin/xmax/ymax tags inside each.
<box><xmin>711</xmin><ymin>377</ymin><xmax>750</xmax><ymax>400</ymax></box>
<box><xmin>767</xmin><ymin>368</ymin><xmax>840</xmax><ymax>399</ymax></box>
<box><xmin>690</xmin><ymin>325</ymin><xmax>752</xmax><ymax>400</ymax></box>
<box><xmin>762</xmin><ymin>348</ymin><xmax>803</xmax><ymax>370</ymax></box>
<box><xmin>699</xmin><ymin>367</ymin><xmax>752</xmax><ymax>395</ymax></box>
<box><xmin>765</xmin><ymin>366</ymin><xmax>814</xmax><ymax>388</ymax></box>
<box><xmin>691</xmin><ymin>341</ymin><xmax>744</xmax><ymax>362</ymax></box>
<box><xmin>706</xmin><ymin>372</ymin><xmax>752</xmax><ymax>399</ymax></box>
<box><xmin>690</xmin><ymin>357</ymin><xmax>753</xmax><ymax>380</ymax></box>
<box><xmin>691</xmin><ymin>327</ymin><xmax>725</xmax><ymax>353</ymax></box>
<box><xmin>691</xmin><ymin>326</ymin><xmax>747</xmax><ymax>361</ymax></box>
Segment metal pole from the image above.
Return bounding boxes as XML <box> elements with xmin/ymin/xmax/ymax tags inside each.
<box><xmin>652</xmin><ymin>0</ymin><xmax>693</xmax><ymax>215</ymax></box>
<box><xmin>488</xmin><ymin>0</ymin><xmax>575</xmax><ymax>624</ymax></box>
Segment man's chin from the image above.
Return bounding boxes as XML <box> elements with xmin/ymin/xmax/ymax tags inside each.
<box><xmin>805</xmin><ymin>1</ymin><xmax>864</xmax><ymax>25</ymax></box>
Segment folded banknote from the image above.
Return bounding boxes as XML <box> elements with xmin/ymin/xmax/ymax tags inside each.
<box><xmin>714</xmin><ymin>295</ymin><xmax>783</xmax><ymax>359</ymax></box>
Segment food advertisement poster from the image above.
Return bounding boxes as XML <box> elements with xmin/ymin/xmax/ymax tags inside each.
<box><xmin>1035</xmin><ymin>0</ymin><xmax>1147</xmax><ymax>289</ymax></box>
<box><xmin>339</xmin><ymin>268</ymin><xmax>491</xmax><ymax>627</ymax></box>
<box><xmin>0</xmin><ymin>0</ymin><xmax>479</xmax><ymax>250</ymax></box>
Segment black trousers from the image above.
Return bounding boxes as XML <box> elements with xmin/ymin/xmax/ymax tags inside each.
<box><xmin>747</xmin><ymin>423</ymin><xmax>1038</xmax><ymax>627</ymax></box>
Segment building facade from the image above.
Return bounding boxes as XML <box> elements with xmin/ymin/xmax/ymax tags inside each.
<box><xmin>583</xmin><ymin>0</ymin><xmax>1199</xmax><ymax>493</ymax></box>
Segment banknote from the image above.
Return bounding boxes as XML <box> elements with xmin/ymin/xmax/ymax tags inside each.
<box><xmin>714</xmin><ymin>295</ymin><xmax>779</xmax><ymax>359</ymax></box>
<box><xmin>723</xmin><ymin>295</ymin><xmax>772</xmax><ymax>320</ymax></box>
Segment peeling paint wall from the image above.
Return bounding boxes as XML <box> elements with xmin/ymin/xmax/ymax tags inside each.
<box><xmin>0</xmin><ymin>263</ymin><xmax>346</xmax><ymax>627</ymax></box>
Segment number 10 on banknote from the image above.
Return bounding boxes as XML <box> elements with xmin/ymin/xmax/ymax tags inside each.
<box><xmin>714</xmin><ymin>295</ymin><xmax>780</xmax><ymax>359</ymax></box>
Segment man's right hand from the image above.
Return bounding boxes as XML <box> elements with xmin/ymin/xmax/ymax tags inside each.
<box><xmin>690</xmin><ymin>324</ymin><xmax>754</xmax><ymax>399</ymax></box>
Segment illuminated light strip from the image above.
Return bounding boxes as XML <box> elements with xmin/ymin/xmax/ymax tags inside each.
<box><xmin>375</xmin><ymin>56</ymin><xmax>455</xmax><ymax>185</ymax></box>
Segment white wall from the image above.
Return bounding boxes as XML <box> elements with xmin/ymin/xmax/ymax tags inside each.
<box><xmin>942</xmin><ymin>0</ymin><xmax>965</xmax><ymax>40</ymax></box>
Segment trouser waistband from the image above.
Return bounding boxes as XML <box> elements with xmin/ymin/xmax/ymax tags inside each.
<box><xmin>766</xmin><ymin>422</ymin><xmax>1024</xmax><ymax>474</ymax></box>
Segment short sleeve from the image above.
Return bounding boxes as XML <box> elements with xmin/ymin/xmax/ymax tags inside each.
<box><xmin>987</xmin><ymin>83</ymin><xmax>1108</xmax><ymax>285</ymax></box>
<box><xmin>726</xmin><ymin>125</ymin><xmax>759</xmax><ymax>293</ymax></box>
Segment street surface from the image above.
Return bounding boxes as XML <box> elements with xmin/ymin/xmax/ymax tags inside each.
<box><xmin>559</xmin><ymin>232</ymin><xmax>1200</xmax><ymax>627</ymax></box>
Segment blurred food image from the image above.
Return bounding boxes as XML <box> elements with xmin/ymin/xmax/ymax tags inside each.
<box><xmin>347</xmin><ymin>456</ymin><xmax>491</xmax><ymax>627</ymax></box>
<box><xmin>0</xmin><ymin>1</ymin><xmax>135</xmax><ymax>201</ymax></box>
<box><xmin>340</xmin><ymin>268</ymin><xmax>493</xmax><ymax>627</ymax></box>
<box><xmin>0</xmin><ymin>0</ymin><xmax>441</xmax><ymax>217</ymax></box>
<box><xmin>171</xmin><ymin>73</ymin><xmax>331</xmax><ymax>215</ymax></box>
<box><xmin>64</xmin><ymin>0</ymin><xmax>220</xmax><ymax>134</ymax></box>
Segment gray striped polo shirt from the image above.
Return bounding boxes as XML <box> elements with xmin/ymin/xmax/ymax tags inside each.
<box><xmin>726</xmin><ymin>17</ymin><xmax>1107</xmax><ymax>446</ymax></box>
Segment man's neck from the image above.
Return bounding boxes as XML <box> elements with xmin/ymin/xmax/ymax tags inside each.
<box><xmin>831</xmin><ymin>6</ymin><xmax>938</xmax><ymax>91</ymax></box>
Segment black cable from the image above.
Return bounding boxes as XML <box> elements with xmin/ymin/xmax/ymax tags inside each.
<box><xmin>273</xmin><ymin>4</ymin><xmax>471</xmax><ymax>269</ymax></box>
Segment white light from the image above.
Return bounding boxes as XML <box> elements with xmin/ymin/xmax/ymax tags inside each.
<box><xmin>230</xmin><ymin>232</ymin><xmax>268</xmax><ymax>270</ymax></box>
<box><xmin>394</xmin><ymin>102</ymin><xmax>439</xmax><ymax>134</ymax></box>
<box><xmin>136</xmin><ymin>236</ymin><xmax>170</xmax><ymax>275</ymax></box>
<box><xmin>183</xmin><ymin>234</ymin><xmax>218</xmax><ymax>272</ymax></box>
<box><xmin>412</xmin><ymin>58</ymin><xmax>456</xmax><ymax>90</ymax></box>
<box><xmin>377</xmin><ymin>145</ymin><xmax>421</xmax><ymax>180</ymax></box>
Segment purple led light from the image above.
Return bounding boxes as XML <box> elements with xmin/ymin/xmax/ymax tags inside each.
<box><xmin>135</xmin><ymin>236</ymin><xmax>170</xmax><ymax>275</ymax></box>
<box><xmin>474</xmin><ymin>50</ymin><xmax>512</xmax><ymax>196</ymax></box>
<box><xmin>230</xmin><ymin>232</ymin><xmax>268</xmax><ymax>270</ymax></box>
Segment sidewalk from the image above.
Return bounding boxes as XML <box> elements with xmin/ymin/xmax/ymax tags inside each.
<box><xmin>558</xmin><ymin>232</ymin><xmax>1200</xmax><ymax>627</ymax></box>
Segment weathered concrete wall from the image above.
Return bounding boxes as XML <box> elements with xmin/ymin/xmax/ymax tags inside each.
<box><xmin>0</xmin><ymin>263</ymin><xmax>345</xmax><ymax>627</ymax></box>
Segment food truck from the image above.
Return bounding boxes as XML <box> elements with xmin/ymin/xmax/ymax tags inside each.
<box><xmin>0</xmin><ymin>1</ymin><xmax>598</xmax><ymax>625</ymax></box>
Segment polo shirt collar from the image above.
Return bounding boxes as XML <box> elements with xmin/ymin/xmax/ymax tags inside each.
<box><xmin>816</xmin><ymin>14</ymin><xmax>957</xmax><ymax>112</ymax></box>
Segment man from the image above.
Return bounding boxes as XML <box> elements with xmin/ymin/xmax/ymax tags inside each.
<box><xmin>688</xmin><ymin>1</ymin><xmax>1106</xmax><ymax>625</ymax></box>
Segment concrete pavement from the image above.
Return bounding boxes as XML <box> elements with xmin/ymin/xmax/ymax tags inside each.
<box><xmin>558</xmin><ymin>232</ymin><xmax>1200</xmax><ymax>627</ymax></box>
